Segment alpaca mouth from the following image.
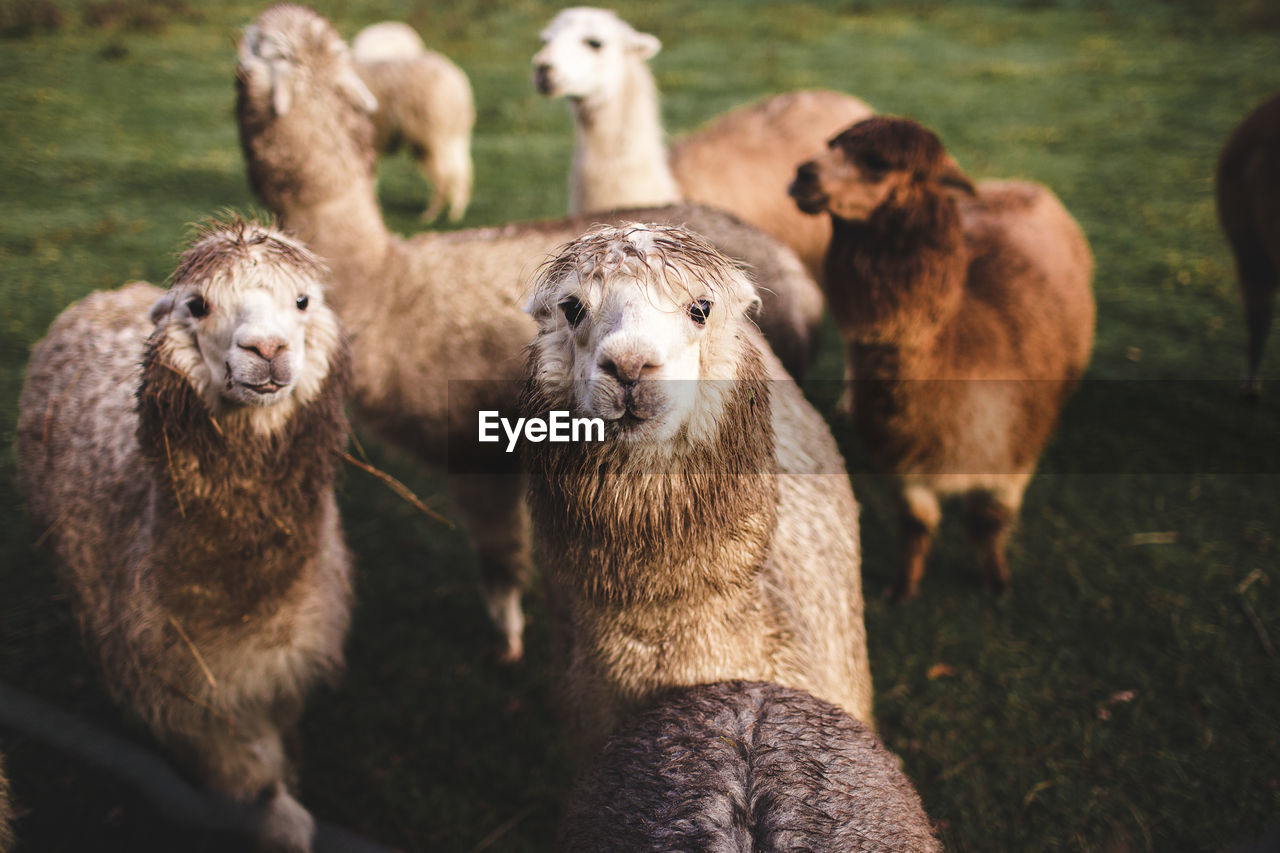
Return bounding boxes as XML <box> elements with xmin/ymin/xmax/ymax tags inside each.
<box><xmin>244</xmin><ymin>380</ymin><xmax>286</xmax><ymax>395</ymax></box>
<box><xmin>788</xmin><ymin>180</ymin><xmax>828</xmax><ymax>215</ymax></box>
<box><xmin>533</xmin><ymin>67</ymin><xmax>555</xmax><ymax>95</ymax></box>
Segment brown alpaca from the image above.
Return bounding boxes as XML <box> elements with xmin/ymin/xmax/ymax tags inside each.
<box><xmin>1216</xmin><ymin>91</ymin><xmax>1280</xmax><ymax>400</ymax></box>
<box><xmin>522</xmin><ymin>224</ymin><xmax>872</xmax><ymax>760</ymax></box>
<box><xmin>790</xmin><ymin>116</ymin><xmax>1095</xmax><ymax>600</ymax></box>
<box><xmin>17</xmin><ymin>219</ymin><xmax>353</xmax><ymax>852</ymax></box>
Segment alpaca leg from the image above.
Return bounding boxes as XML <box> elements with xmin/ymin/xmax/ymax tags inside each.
<box><xmin>891</xmin><ymin>484</ymin><xmax>940</xmax><ymax>602</ymax></box>
<box><xmin>963</xmin><ymin>488</ymin><xmax>1020</xmax><ymax>595</ymax></box>
<box><xmin>834</xmin><ymin>361</ymin><xmax>855</xmax><ymax>422</ymax></box>
<box><xmin>170</xmin><ymin>725</ymin><xmax>314</xmax><ymax>852</ymax></box>
<box><xmin>1242</xmin><ymin>276</ymin><xmax>1276</xmax><ymax>400</ymax></box>
<box><xmin>411</xmin><ymin>143</ymin><xmax>446</xmax><ymax>223</ymax></box>
<box><xmin>431</xmin><ymin>133</ymin><xmax>473</xmax><ymax>223</ymax></box>
<box><xmin>447</xmin><ymin>472</ymin><xmax>533</xmax><ymax>662</ymax></box>
<box><xmin>417</xmin><ymin>135</ymin><xmax>472</xmax><ymax>223</ymax></box>
<box><xmin>246</xmin><ymin>784</ymin><xmax>316</xmax><ymax>853</ymax></box>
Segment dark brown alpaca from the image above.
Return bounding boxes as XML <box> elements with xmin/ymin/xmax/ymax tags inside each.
<box><xmin>790</xmin><ymin>116</ymin><xmax>1095</xmax><ymax>600</ymax></box>
<box><xmin>1216</xmin><ymin>91</ymin><xmax>1280</xmax><ymax>400</ymax></box>
<box><xmin>558</xmin><ymin>681</ymin><xmax>940</xmax><ymax>853</ymax></box>
<box><xmin>17</xmin><ymin>218</ymin><xmax>353</xmax><ymax>852</ymax></box>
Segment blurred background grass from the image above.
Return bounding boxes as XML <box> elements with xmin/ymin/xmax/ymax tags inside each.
<box><xmin>0</xmin><ymin>0</ymin><xmax>1277</xmax><ymax>850</ymax></box>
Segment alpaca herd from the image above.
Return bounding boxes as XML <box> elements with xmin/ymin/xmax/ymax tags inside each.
<box><xmin>4</xmin><ymin>2</ymin><xmax>1268</xmax><ymax>851</ymax></box>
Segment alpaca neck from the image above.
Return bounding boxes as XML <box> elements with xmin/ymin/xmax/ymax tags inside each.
<box><xmin>825</xmin><ymin>189</ymin><xmax>966</xmax><ymax>359</ymax></box>
<box><xmin>136</xmin><ymin>343</ymin><xmax>348</xmax><ymax>629</ymax></box>
<box><xmin>569</xmin><ymin>60</ymin><xmax>681</xmax><ymax>213</ymax></box>
<box><xmin>238</xmin><ymin>83</ymin><xmax>393</xmax><ymax>300</ymax></box>
<box><xmin>526</xmin><ymin>352</ymin><xmax>776</xmax><ymax>607</ymax></box>
<box><xmin>278</xmin><ymin>183</ymin><xmax>392</xmax><ymax>301</ymax></box>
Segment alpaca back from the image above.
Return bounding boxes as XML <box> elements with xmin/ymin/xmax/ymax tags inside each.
<box><xmin>950</xmin><ymin>180</ymin><xmax>1095</xmax><ymax>382</ymax></box>
<box><xmin>17</xmin><ymin>283</ymin><xmax>162</xmax><ymax>622</ymax></box>
<box><xmin>560</xmin><ymin>681</ymin><xmax>939</xmax><ymax>853</ymax></box>
<box><xmin>764</xmin><ymin>346</ymin><xmax>872</xmax><ymax>726</ymax></box>
<box><xmin>357</xmin><ymin>52</ymin><xmax>475</xmax><ymax>156</ymax></box>
<box><xmin>672</xmin><ymin>89</ymin><xmax>874</xmax><ymax>281</ymax></box>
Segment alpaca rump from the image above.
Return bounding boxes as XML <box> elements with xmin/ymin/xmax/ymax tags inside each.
<box><xmin>17</xmin><ymin>218</ymin><xmax>354</xmax><ymax>852</ymax></box>
<box><xmin>1216</xmin><ymin>91</ymin><xmax>1280</xmax><ymax>399</ymax></box>
<box><xmin>353</xmin><ymin>26</ymin><xmax>475</xmax><ymax>223</ymax></box>
<box><xmin>558</xmin><ymin>681</ymin><xmax>941</xmax><ymax>853</ymax></box>
<box><xmin>521</xmin><ymin>223</ymin><xmax>872</xmax><ymax>759</ymax></box>
<box><xmin>235</xmin><ymin>4</ymin><xmax>829</xmax><ymax>661</ymax></box>
<box><xmin>790</xmin><ymin>116</ymin><xmax>1095</xmax><ymax>600</ymax></box>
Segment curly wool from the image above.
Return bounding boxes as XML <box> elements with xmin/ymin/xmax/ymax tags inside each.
<box><xmin>559</xmin><ymin>681</ymin><xmax>941</xmax><ymax>852</ymax></box>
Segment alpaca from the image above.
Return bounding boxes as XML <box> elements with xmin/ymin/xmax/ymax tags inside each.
<box><xmin>531</xmin><ymin>6</ymin><xmax>873</xmax><ymax>281</ymax></box>
<box><xmin>790</xmin><ymin>116</ymin><xmax>1095</xmax><ymax>599</ymax></box>
<box><xmin>16</xmin><ymin>218</ymin><xmax>353</xmax><ymax>852</ymax></box>
<box><xmin>235</xmin><ymin>3</ymin><xmax>827</xmax><ymax>660</ymax></box>
<box><xmin>522</xmin><ymin>223</ymin><xmax>872</xmax><ymax>758</ymax></box>
<box><xmin>559</xmin><ymin>681</ymin><xmax>940</xmax><ymax>852</ymax></box>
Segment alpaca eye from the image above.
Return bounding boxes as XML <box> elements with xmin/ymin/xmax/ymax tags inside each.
<box><xmin>688</xmin><ymin>299</ymin><xmax>712</xmax><ymax>325</ymax></box>
<box><xmin>296</xmin><ymin>294</ymin><xmax>309</xmax><ymax>311</ymax></box>
<box><xmin>186</xmin><ymin>295</ymin><xmax>209</xmax><ymax>318</ymax></box>
<box><xmin>859</xmin><ymin>152</ymin><xmax>891</xmax><ymax>177</ymax></box>
<box><xmin>559</xmin><ymin>296</ymin><xmax>587</xmax><ymax>327</ymax></box>
<box><xmin>585</xmin><ymin>37</ymin><xmax>603</xmax><ymax>50</ymax></box>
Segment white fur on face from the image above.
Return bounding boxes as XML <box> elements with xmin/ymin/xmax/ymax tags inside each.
<box><xmin>151</xmin><ymin>251</ymin><xmax>342</xmax><ymax>434</ymax></box>
<box><xmin>527</xmin><ymin>225</ymin><xmax>756</xmax><ymax>450</ymax></box>
<box><xmin>532</xmin><ymin>7</ymin><xmax>660</xmax><ymax>104</ymax></box>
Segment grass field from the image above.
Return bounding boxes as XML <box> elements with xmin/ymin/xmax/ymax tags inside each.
<box><xmin>1</xmin><ymin>0</ymin><xmax>1278</xmax><ymax>850</ymax></box>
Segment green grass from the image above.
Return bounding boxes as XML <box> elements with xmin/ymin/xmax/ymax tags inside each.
<box><xmin>1</xmin><ymin>1</ymin><xmax>1278</xmax><ymax>851</ymax></box>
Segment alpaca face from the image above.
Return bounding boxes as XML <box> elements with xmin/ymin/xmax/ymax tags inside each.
<box><xmin>789</xmin><ymin>139</ymin><xmax>915</xmax><ymax>222</ymax></box>
<box><xmin>238</xmin><ymin>5</ymin><xmax>377</xmax><ymax>121</ymax></box>
<box><xmin>149</xmin><ymin>224</ymin><xmax>343</xmax><ymax>429</ymax></box>
<box><xmin>790</xmin><ymin>117</ymin><xmax>974</xmax><ymax>222</ymax></box>
<box><xmin>532</xmin><ymin>7</ymin><xmax>660</xmax><ymax>104</ymax></box>
<box><xmin>526</xmin><ymin>224</ymin><xmax>757</xmax><ymax>447</ymax></box>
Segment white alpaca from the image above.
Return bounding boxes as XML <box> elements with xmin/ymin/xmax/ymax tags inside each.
<box><xmin>532</xmin><ymin>7</ymin><xmax>874</xmax><ymax>280</ymax></box>
<box><xmin>532</xmin><ymin>8</ymin><xmax>678</xmax><ymax>214</ymax></box>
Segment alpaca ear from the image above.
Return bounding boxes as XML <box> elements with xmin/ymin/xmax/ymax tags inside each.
<box><xmin>628</xmin><ymin>30</ymin><xmax>661</xmax><ymax>60</ymax></box>
<box><xmin>336</xmin><ymin>66</ymin><xmax>378</xmax><ymax>113</ymax></box>
<box><xmin>270</xmin><ymin>60</ymin><xmax>293</xmax><ymax>117</ymax></box>
<box><xmin>936</xmin><ymin>154</ymin><xmax>976</xmax><ymax>195</ymax></box>
<box><xmin>522</xmin><ymin>288</ymin><xmax>557</xmax><ymax>326</ymax></box>
<box><xmin>741</xmin><ymin>282</ymin><xmax>762</xmax><ymax>319</ymax></box>
<box><xmin>238</xmin><ymin>25</ymin><xmax>263</xmax><ymax>67</ymax></box>
<box><xmin>149</xmin><ymin>291</ymin><xmax>177</xmax><ymax>325</ymax></box>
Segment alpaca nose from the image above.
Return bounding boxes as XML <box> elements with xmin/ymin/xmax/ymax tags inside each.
<box><xmin>240</xmin><ymin>336</ymin><xmax>288</xmax><ymax>362</ymax></box>
<box><xmin>533</xmin><ymin>63</ymin><xmax>554</xmax><ymax>93</ymax></box>
<box><xmin>793</xmin><ymin>160</ymin><xmax>818</xmax><ymax>185</ymax></box>
<box><xmin>599</xmin><ymin>352</ymin><xmax>659</xmax><ymax>387</ymax></box>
